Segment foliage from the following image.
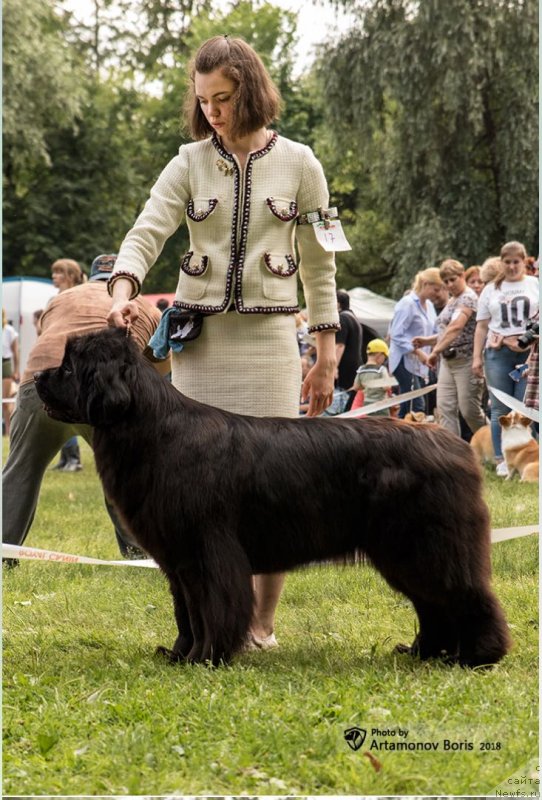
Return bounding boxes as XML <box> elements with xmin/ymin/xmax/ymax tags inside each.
<box><xmin>3</xmin><ymin>0</ymin><xmax>305</xmax><ymax>290</ymax></box>
<box><xmin>2</xmin><ymin>440</ymin><xmax>538</xmax><ymax>795</ymax></box>
<box><xmin>3</xmin><ymin>79</ymin><xmax>152</xmax><ymax>276</ymax></box>
<box><xmin>2</xmin><ymin>0</ymin><xmax>85</xmax><ymax>179</ymax></box>
<box><xmin>319</xmin><ymin>0</ymin><xmax>539</xmax><ymax>294</ymax></box>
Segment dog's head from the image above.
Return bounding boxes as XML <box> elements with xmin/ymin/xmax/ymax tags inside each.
<box><xmin>498</xmin><ymin>410</ymin><xmax>532</xmax><ymax>431</ymax></box>
<box><xmin>35</xmin><ymin>328</ymin><xmax>139</xmax><ymax>427</ymax></box>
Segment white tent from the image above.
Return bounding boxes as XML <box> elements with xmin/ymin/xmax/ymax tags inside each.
<box><xmin>347</xmin><ymin>286</ymin><xmax>396</xmax><ymax>338</ymax></box>
<box><xmin>3</xmin><ymin>277</ymin><xmax>58</xmax><ymax>373</ymax></box>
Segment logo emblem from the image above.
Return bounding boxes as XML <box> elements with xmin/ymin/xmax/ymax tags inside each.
<box><xmin>344</xmin><ymin>726</ymin><xmax>367</xmax><ymax>751</ymax></box>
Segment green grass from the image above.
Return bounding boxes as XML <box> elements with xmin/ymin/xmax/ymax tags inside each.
<box><xmin>2</xmin><ymin>440</ymin><xmax>538</xmax><ymax>795</ymax></box>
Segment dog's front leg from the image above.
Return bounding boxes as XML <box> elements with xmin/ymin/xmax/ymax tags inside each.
<box><xmin>155</xmin><ymin>573</ymin><xmax>194</xmax><ymax>663</ymax></box>
<box><xmin>171</xmin><ymin>542</ymin><xmax>254</xmax><ymax>666</ymax></box>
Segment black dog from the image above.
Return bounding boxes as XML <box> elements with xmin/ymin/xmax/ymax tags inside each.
<box><xmin>35</xmin><ymin>328</ymin><xmax>510</xmax><ymax>667</ymax></box>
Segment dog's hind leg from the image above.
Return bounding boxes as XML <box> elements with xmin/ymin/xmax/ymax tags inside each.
<box><xmin>453</xmin><ymin>588</ymin><xmax>511</xmax><ymax>667</ymax></box>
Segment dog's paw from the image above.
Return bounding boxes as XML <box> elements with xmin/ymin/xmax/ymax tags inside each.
<box><xmin>394</xmin><ymin>642</ymin><xmax>415</xmax><ymax>656</ymax></box>
<box><xmin>154</xmin><ymin>645</ymin><xmax>185</xmax><ymax>663</ymax></box>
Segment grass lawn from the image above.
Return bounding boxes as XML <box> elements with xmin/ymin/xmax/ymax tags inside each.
<box><xmin>2</xmin><ymin>439</ymin><xmax>538</xmax><ymax>796</ymax></box>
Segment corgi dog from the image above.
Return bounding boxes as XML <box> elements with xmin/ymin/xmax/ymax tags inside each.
<box><xmin>498</xmin><ymin>412</ymin><xmax>539</xmax><ymax>482</ymax></box>
<box><xmin>470</xmin><ymin>424</ymin><xmax>494</xmax><ymax>463</ymax></box>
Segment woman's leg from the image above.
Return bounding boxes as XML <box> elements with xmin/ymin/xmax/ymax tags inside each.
<box><xmin>455</xmin><ymin>359</ymin><xmax>487</xmax><ymax>435</ymax></box>
<box><xmin>250</xmin><ymin>573</ymin><xmax>286</xmax><ymax>645</ymax></box>
<box><xmin>484</xmin><ymin>347</ymin><xmax>529</xmax><ymax>459</ymax></box>
<box><xmin>392</xmin><ymin>357</ymin><xmax>424</xmax><ymax>418</ymax></box>
<box><xmin>436</xmin><ymin>359</ymin><xmax>460</xmax><ymax>436</ymax></box>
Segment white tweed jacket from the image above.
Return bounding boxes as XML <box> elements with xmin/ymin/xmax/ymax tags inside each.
<box><xmin>109</xmin><ymin>133</ymin><xmax>340</xmax><ymax>333</ymax></box>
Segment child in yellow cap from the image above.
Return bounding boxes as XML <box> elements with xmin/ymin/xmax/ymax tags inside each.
<box><xmin>351</xmin><ymin>338</ymin><xmax>398</xmax><ymax>416</ymax></box>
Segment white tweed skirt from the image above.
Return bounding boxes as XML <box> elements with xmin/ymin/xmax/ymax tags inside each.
<box><xmin>171</xmin><ymin>312</ymin><xmax>301</xmax><ymax>418</ymax></box>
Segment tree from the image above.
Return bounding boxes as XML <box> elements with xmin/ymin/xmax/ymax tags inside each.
<box><xmin>319</xmin><ymin>0</ymin><xmax>538</xmax><ymax>293</ymax></box>
<box><xmin>3</xmin><ymin>0</ymin><xmax>85</xmax><ymax>184</ymax></box>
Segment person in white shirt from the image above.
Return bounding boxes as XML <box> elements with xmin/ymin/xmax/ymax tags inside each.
<box><xmin>472</xmin><ymin>241</ymin><xmax>539</xmax><ymax>476</ymax></box>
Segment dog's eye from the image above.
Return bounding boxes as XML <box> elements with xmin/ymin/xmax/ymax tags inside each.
<box><xmin>63</xmin><ymin>365</ymin><xmax>73</xmax><ymax>375</ymax></box>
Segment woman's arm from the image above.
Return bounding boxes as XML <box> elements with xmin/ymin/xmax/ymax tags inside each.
<box><xmin>412</xmin><ymin>334</ymin><xmax>438</xmax><ymax>348</ymax></box>
<box><xmin>472</xmin><ymin>318</ymin><xmax>489</xmax><ymax>377</ymax></box>
<box><xmin>427</xmin><ymin>307</ymin><xmax>473</xmax><ymax>367</ymax></box>
<box><xmin>301</xmin><ymin>329</ymin><xmax>336</xmax><ymax>416</ymax></box>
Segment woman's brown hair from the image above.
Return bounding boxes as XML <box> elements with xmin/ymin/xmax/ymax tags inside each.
<box><xmin>494</xmin><ymin>241</ymin><xmax>527</xmax><ymax>289</ymax></box>
<box><xmin>184</xmin><ymin>36</ymin><xmax>281</xmax><ymax>140</ymax></box>
<box><xmin>439</xmin><ymin>259</ymin><xmax>465</xmax><ymax>280</ymax></box>
<box><xmin>51</xmin><ymin>258</ymin><xmax>86</xmax><ymax>287</ymax></box>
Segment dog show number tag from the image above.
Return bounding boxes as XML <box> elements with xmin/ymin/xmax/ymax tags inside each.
<box><xmin>313</xmin><ymin>220</ymin><xmax>352</xmax><ymax>252</ymax></box>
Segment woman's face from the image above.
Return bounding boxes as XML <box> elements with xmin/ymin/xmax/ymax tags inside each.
<box><xmin>419</xmin><ymin>282</ymin><xmax>441</xmax><ymax>303</ymax></box>
<box><xmin>466</xmin><ymin>274</ymin><xmax>484</xmax><ymax>295</ymax></box>
<box><xmin>442</xmin><ymin>274</ymin><xmax>466</xmax><ymax>297</ymax></box>
<box><xmin>51</xmin><ymin>270</ymin><xmax>72</xmax><ymax>292</ymax></box>
<box><xmin>501</xmin><ymin>253</ymin><xmax>526</xmax><ymax>282</ymax></box>
<box><xmin>195</xmin><ymin>69</ymin><xmax>236</xmax><ymax>141</ymax></box>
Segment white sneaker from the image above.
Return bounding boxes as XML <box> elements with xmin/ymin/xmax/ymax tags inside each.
<box><xmin>496</xmin><ymin>461</ymin><xmax>509</xmax><ymax>478</ymax></box>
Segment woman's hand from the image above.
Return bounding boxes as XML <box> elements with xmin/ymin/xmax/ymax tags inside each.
<box><xmin>414</xmin><ymin>348</ymin><xmax>430</xmax><ymax>366</ymax></box>
<box><xmin>302</xmin><ymin>360</ymin><xmax>335</xmax><ymax>417</ymax></box>
<box><xmin>107</xmin><ymin>277</ymin><xmax>140</xmax><ymax>329</ymax></box>
<box><xmin>412</xmin><ymin>335</ymin><xmax>432</xmax><ymax>348</ymax></box>
<box><xmin>472</xmin><ymin>356</ymin><xmax>484</xmax><ymax>378</ymax></box>
<box><xmin>107</xmin><ymin>300</ymin><xmax>140</xmax><ymax>329</ymax></box>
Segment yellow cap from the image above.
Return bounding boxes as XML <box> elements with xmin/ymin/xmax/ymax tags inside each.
<box><xmin>366</xmin><ymin>338</ymin><xmax>389</xmax><ymax>356</ymax></box>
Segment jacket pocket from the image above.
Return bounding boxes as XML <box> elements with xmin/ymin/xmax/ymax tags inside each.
<box><xmin>186</xmin><ymin>198</ymin><xmax>218</xmax><ymax>222</ymax></box>
<box><xmin>178</xmin><ymin>252</ymin><xmax>211</xmax><ymax>300</ymax></box>
<box><xmin>265</xmin><ymin>197</ymin><xmax>298</xmax><ymax>222</ymax></box>
<box><xmin>261</xmin><ymin>253</ymin><xmax>298</xmax><ymax>302</ymax></box>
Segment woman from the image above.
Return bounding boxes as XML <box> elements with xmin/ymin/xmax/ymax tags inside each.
<box><xmin>388</xmin><ymin>268</ymin><xmax>442</xmax><ymax>418</ymax></box>
<box><xmin>414</xmin><ymin>260</ymin><xmax>486</xmax><ymax>437</ymax></box>
<box><xmin>464</xmin><ymin>265</ymin><xmax>484</xmax><ymax>296</ymax></box>
<box><xmin>2</xmin><ymin>309</ymin><xmax>19</xmax><ymax>437</ymax></box>
<box><xmin>473</xmin><ymin>241</ymin><xmax>539</xmax><ymax>476</ymax></box>
<box><xmin>107</xmin><ymin>36</ymin><xmax>339</xmax><ymax>649</ymax></box>
<box><xmin>50</xmin><ymin>259</ymin><xmax>86</xmax><ymax>471</ymax></box>
<box><xmin>51</xmin><ymin>258</ymin><xmax>86</xmax><ymax>292</ymax></box>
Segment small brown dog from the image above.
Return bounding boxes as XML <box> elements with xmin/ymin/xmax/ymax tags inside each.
<box><xmin>470</xmin><ymin>425</ymin><xmax>494</xmax><ymax>464</ymax></box>
<box><xmin>499</xmin><ymin>412</ymin><xmax>539</xmax><ymax>482</ymax></box>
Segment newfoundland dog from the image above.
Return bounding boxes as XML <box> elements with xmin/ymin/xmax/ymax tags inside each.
<box><xmin>35</xmin><ymin>328</ymin><xmax>510</xmax><ymax>667</ymax></box>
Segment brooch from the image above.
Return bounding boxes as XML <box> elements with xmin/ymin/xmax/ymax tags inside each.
<box><xmin>216</xmin><ymin>159</ymin><xmax>235</xmax><ymax>177</ymax></box>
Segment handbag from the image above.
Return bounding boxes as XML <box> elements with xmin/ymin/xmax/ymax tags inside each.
<box><xmin>168</xmin><ymin>310</ymin><xmax>204</xmax><ymax>342</ymax></box>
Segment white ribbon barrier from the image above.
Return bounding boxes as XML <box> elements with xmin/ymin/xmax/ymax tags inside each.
<box><xmin>2</xmin><ymin>543</ymin><xmax>158</xmax><ymax>568</ymax></box>
<box><xmin>488</xmin><ymin>386</ymin><xmax>539</xmax><ymax>423</ymax></box>
<box><xmin>338</xmin><ymin>384</ymin><xmax>435</xmax><ymax>418</ymax></box>
<box><xmin>3</xmin><ymin>525</ymin><xmax>538</xmax><ymax>568</ymax></box>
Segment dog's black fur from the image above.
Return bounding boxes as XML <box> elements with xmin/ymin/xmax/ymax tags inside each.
<box><xmin>35</xmin><ymin>328</ymin><xmax>510</xmax><ymax>667</ymax></box>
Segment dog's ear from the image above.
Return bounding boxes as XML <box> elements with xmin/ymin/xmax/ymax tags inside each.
<box><xmin>520</xmin><ymin>416</ymin><xmax>532</xmax><ymax>428</ymax></box>
<box><xmin>85</xmin><ymin>362</ymin><xmax>132</xmax><ymax>426</ymax></box>
<box><xmin>498</xmin><ymin>415</ymin><xmax>510</xmax><ymax>428</ymax></box>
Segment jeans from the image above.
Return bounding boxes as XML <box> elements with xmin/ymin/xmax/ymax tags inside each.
<box><xmin>483</xmin><ymin>346</ymin><xmax>529</xmax><ymax>458</ymax></box>
<box><xmin>392</xmin><ymin>356</ymin><xmax>425</xmax><ymax>418</ymax></box>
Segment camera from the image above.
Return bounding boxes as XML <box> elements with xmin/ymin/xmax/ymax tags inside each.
<box><xmin>517</xmin><ymin>320</ymin><xmax>539</xmax><ymax>349</ymax></box>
